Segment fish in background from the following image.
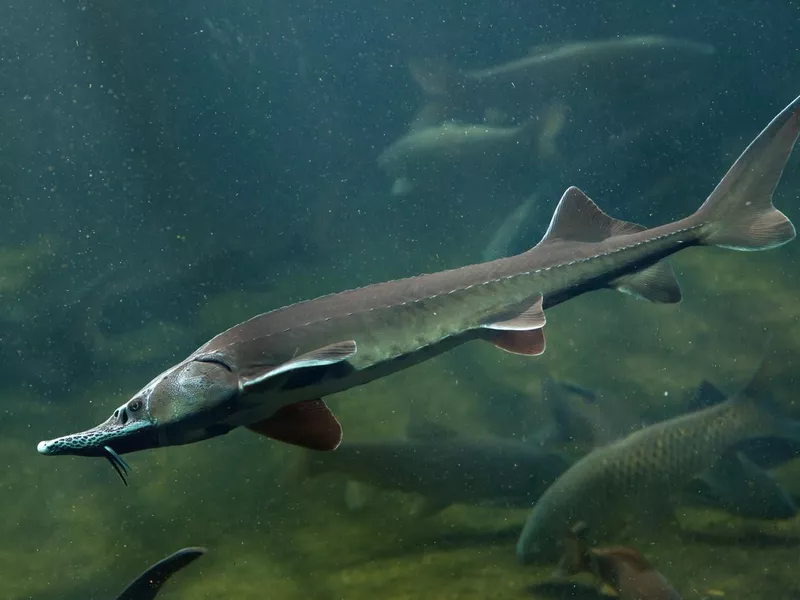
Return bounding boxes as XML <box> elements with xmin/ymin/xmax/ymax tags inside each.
<box><xmin>680</xmin><ymin>380</ymin><xmax>798</xmax><ymax>519</ymax></box>
<box><xmin>408</xmin><ymin>35</ymin><xmax>715</xmax><ymax>127</ymax></box>
<box><xmin>480</xmin><ymin>195</ymin><xmax>539</xmax><ymax>262</ymax></box>
<box><xmin>516</xmin><ymin>353</ymin><xmax>800</xmax><ymax>564</ymax></box>
<box><xmin>114</xmin><ymin>547</ymin><xmax>206</xmax><ymax>600</ymax></box>
<box><xmin>294</xmin><ymin>417</ymin><xmax>570</xmax><ymax>515</ymax></box>
<box><xmin>377</xmin><ymin>119</ymin><xmax>541</xmax><ymax>196</ymax></box>
<box><xmin>37</xmin><ymin>93</ymin><xmax>800</xmax><ymax>484</ymax></box>
<box><xmin>688</xmin><ymin>378</ymin><xmax>800</xmax><ymax>471</ymax></box>
<box><xmin>553</xmin><ymin>522</ymin><xmax>682</xmax><ymax>600</ymax></box>
<box><xmin>540</xmin><ymin>378</ymin><xmax>797</xmax><ymax>521</ymax></box>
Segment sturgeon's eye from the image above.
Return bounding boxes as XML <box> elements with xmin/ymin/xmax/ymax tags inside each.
<box><xmin>128</xmin><ymin>399</ymin><xmax>143</xmax><ymax>413</ymax></box>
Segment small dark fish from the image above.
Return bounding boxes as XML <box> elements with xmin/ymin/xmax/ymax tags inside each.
<box><xmin>114</xmin><ymin>547</ymin><xmax>206</xmax><ymax>600</ymax></box>
<box><xmin>555</xmin><ymin>522</ymin><xmax>682</xmax><ymax>600</ymax></box>
<box><xmin>297</xmin><ymin>418</ymin><xmax>570</xmax><ymax>514</ymax></box>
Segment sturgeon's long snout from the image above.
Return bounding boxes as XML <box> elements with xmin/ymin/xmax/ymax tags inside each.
<box><xmin>37</xmin><ymin>399</ymin><xmax>158</xmax><ymax>485</ymax></box>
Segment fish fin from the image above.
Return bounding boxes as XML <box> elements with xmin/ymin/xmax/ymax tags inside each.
<box><xmin>412</xmin><ymin>496</ymin><xmax>450</xmax><ymax>518</ymax></box>
<box><xmin>536</xmin><ymin>103</ymin><xmax>568</xmax><ymax>159</ymax></box>
<box><xmin>687</xmin><ymin>379</ymin><xmax>728</xmax><ymax>411</ymax></box>
<box><xmin>239</xmin><ymin>340</ymin><xmax>357</xmax><ymax>390</ymax></box>
<box><xmin>696</xmin><ymin>94</ymin><xmax>799</xmax><ymax>250</ymax></box>
<box><xmin>391</xmin><ymin>177</ymin><xmax>415</xmax><ymax>196</ymax></box>
<box><xmin>610</xmin><ymin>260</ymin><xmax>682</xmax><ymax>303</ymax></box>
<box><xmin>344</xmin><ymin>480</ymin><xmax>373</xmax><ymax>511</ymax></box>
<box><xmin>483</xmin><ymin>294</ymin><xmax>546</xmax><ymax>331</ymax></box>
<box><xmin>410</xmin><ymin>102</ymin><xmax>448</xmax><ymax>131</ymax></box>
<box><xmin>247</xmin><ymin>399</ymin><xmax>342</xmax><ymax>451</ymax></box>
<box><xmin>735</xmin><ymin>346</ymin><xmax>800</xmax><ymax>443</ymax></box>
<box><xmin>592</xmin><ymin>546</ymin><xmax>653</xmax><ymax>574</ymax></box>
<box><xmin>406</xmin><ymin>416</ymin><xmax>459</xmax><ymax>440</ymax></box>
<box><xmin>696</xmin><ymin>451</ymin><xmax>797</xmax><ymax>520</ymax></box>
<box><xmin>487</xmin><ymin>327</ymin><xmax>546</xmax><ymax>356</ymax></box>
<box><xmin>537</xmin><ymin>187</ymin><xmax>646</xmax><ymax>246</ymax></box>
<box><xmin>114</xmin><ymin>548</ymin><xmax>206</xmax><ymax>600</ymax></box>
<box><xmin>408</xmin><ymin>57</ymin><xmax>457</xmax><ymax>97</ymax></box>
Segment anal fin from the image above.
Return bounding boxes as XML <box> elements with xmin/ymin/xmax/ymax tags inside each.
<box><xmin>610</xmin><ymin>261</ymin><xmax>682</xmax><ymax>304</ymax></box>
<box><xmin>247</xmin><ymin>399</ymin><xmax>342</xmax><ymax>451</ymax></box>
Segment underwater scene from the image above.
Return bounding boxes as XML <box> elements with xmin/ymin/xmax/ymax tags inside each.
<box><xmin>2</xmin><ymin>0</ymin><xmax>800</xmax><ymax>598</ymax></box>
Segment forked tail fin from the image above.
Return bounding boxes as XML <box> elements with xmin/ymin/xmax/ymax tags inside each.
<box><xmin>697</xmin><ymin>94</ymin><xmax>800</xmax><ymax>250</ymax></box>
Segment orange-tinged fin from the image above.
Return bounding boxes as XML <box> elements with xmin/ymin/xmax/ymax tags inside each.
<box><xmin>610</xmin><ymin>261</ymin><xmax>682</xmax><ymax>303</ymax></box>
<box><xmin>537</xmin><ymin>187</ymin><xmax>646</xmax><ymax>245</ymax></box>
<box><xmin>247</xmin><ymin>399</ymin><xmax>342</xmax><ymax>451</ymax></box>
<box><xmin>697</xmin><ymin>94</ymin><xmax>800</xmax><ymax>250</ymax></box>
<box><xmin>482</xmin><ymin>294</ymin><xmax>546</xmax><ymax>331</ymax></box>
<box><xmin>488</xmin><ymin>328</ymin><xmax>546</xmax><ymax>356</ymax></box>
<box><xmin>239</xmin><ymin>340</ymin><xmax>357</xmax><ymax>390</ymax></box>
<box><xmin>592</xmin><ymin>546</ymin><xmax>653</xmax><ymax>573</ymax></box>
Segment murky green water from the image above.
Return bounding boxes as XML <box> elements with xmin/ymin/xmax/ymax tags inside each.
<box><xmin>2</xmin><ymin>1</ymin><xmax>800</xmax><ymax>598</ymax></box>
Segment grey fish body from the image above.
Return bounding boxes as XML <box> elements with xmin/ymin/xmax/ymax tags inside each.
<box><xmin>411</xmin><ymin>35</ymin><xmax>715</xmax><ymax>117</ymax></box>
<box><xmin>37</xmin><ymin>94</ymin><xmax>800</xmax><ymax>481</ymax></box>
<box><xmin>466</xmin><ymin>36</ymin><xmax>713</xmax><ymax>90</ymax></box>
<box><xmin>301</xmin><ymin>432</ymin><xmax>570</xmax><ymax>509</ymax></box>
<box><xmin>516</xmin><ymin>378</ymin><xmax>800</xmax><ymax>563</ymax></box>
<box><xmin>377</xmin><ymin>120</ymin><xmax>537</xmax><ymax>195</ymax></box>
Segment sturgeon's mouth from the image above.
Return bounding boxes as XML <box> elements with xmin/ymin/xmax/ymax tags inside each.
<box><xmin>37</xmin><ymin>415</ymin><xmax>155</xmax><ymax>486</ymax></box>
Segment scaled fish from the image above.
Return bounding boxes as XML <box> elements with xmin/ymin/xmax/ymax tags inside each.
<box><xmin>297</xmin><ymin>418</ymin><xmax>570</xmax><ymax>513</ymax></box>
<box><xmin>37</xmin><ymin>94</ymin><xmax>800</xmax><ymax>485</ymax></box>
<box><xmin>516</xmin><ymin>353</ymin><xmax>800</xmax><ymax>563</ymax></box>
<box><xmin>555</xmin><ymin>522</ymin><xmax>682</xmax><ymax>600</ymax></box>
<box><xmin>681</xmin><ymin>380</ymin><xmax>797</xmax><ymax>520</ymax></box>
<box><xmin>542</xmin><ymin>378</ymin><xmax>797</xmax><ymax>520</ymax></box>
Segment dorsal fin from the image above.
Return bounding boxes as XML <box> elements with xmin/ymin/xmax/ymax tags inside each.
<box><xmin>538</xmin><ymin>187</ymin><xmax>645</xmax><ymax>245</ymax></box>
<box><xmin>688</xmin><ymin>380</ymin><xmax>728</xmax><ymax>411</ymax></box>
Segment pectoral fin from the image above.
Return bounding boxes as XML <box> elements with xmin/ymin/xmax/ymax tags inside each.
<box><xmin>482</xmin><ymin>294</ymin><xmax>546</xmax><ymax>331</ymax></box>
<box><xmin>247</xmin><ymin>399</ymin><xmax>342</xmax><ymax>451</ymax></box>
<box><xmin>240</xmin><ymin>340</ymin><xmax>357</xmax><ymax>390</ymax></box>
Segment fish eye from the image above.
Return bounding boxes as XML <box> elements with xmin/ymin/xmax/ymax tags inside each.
<box><xmin>128</xmin><ymin>399</ymin><xmax>143</xmax><ymax>413</ymax></box>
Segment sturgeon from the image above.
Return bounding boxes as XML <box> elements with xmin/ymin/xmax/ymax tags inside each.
<box><xmin>37</xmin><ymin>94</ymin><xmax>800</xmax><ymax>484</ymax></box>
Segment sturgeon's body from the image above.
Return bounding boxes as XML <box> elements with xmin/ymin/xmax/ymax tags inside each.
<box><xmin>37</xmin><ymin>94</ymin><xmax>800</xmax><ymax>484</ymax></box>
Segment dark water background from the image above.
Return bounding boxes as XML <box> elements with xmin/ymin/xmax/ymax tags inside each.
<box><xmin>1</xmin><ymin>0</ymin><xmax>800</xmax><ymax>598</ymax></box>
